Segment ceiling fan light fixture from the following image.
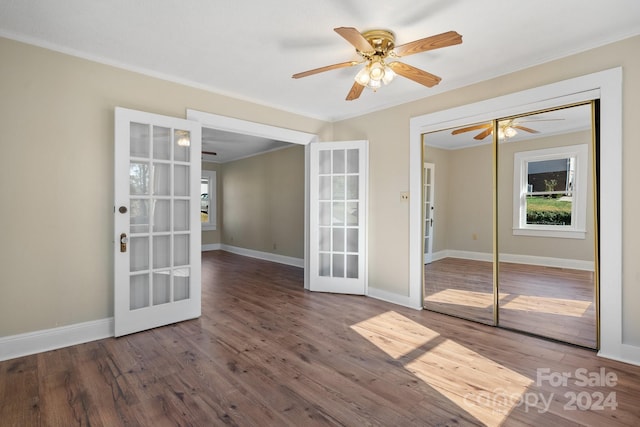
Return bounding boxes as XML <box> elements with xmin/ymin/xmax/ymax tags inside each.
<box><xmin>382</xmin><ymin>65</ymin><xmax>395</xmax><ymax>85</ymax></box>
<box><xmin>497</xmin><ymin>124</ymin><xmax>518</xmax><ymax>139</ymax></box>
<box><xmin>504</xmin><ymin>126</ymin><xmax>518</xmax><ymax>138</ymax></box>
<box><xmin>354</xmin><ymin>65</ymin><xmax>371</xmax><ymax>86</ymax></box>
<box><xmin>176</xmin><ymin>130</ymin><xmax>191</xmax><ymax>147</ymax></box>
<box><xmin>354</xmin><ymin>59</ymin><xmax>395</xmax><ymax>91</ymax></box>
<box><xmin>367</xmin><ymin>78</ymin><xmax>382</xmax><ymax>90</ymax></box>
<box><xmin>369</xmin><ymin>61</ymin><xmax>385</xmax><ymax>81</ymax></box>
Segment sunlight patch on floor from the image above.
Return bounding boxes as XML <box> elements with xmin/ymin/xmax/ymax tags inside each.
<box><xmin>406</xmin><ymin>338</ymin><xmax>533</xmax><ymax>426</ymax></box>
<box><xmin>424</xmin><ymin>289</ymin><xmax>493</xmax><ymax>309</ymax></box>
<box><xmin>425</xmin><ymin>288</ymin><xmax>591</xmax><ymax>318</ymax></box>
<box><xmin>500</xmin><ymin>294</ymin><xmax>592</xmax><ymax>317</ymax></box>
<box><xmin>352</xmin><ymin>311</ymin><xmax>534</xmax><ymax>426</ymax></box>
<box><xmin>350</xmin><ymin>311</ymin><xmax>440</xmax><ymax>359</ymax></box>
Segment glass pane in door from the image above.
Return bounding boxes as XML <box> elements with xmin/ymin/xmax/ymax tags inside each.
<box><xmin>153</xmin><ymin>126</ymin><xmax>171</xmax><ymax>160</ymax></box>
<box><xmin>130</xmin><ymin>123</ymin><xmax>150</xmax><ymax>158</ymax></box>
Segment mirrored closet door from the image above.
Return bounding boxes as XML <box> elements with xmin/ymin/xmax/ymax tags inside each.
<box><xmin>422</xmin><ymin>124</ymin><xmax>495</xmax><ymax>325</ymax></box>
<box><xmin>496</xmin><ymin>103</ymin><xmax>598</xmax><ymax>348</ymax></box>
<box><xmin>423</xmin><ymin>102</ymin><xmax>599</xmax><ymax>349</ymax></box>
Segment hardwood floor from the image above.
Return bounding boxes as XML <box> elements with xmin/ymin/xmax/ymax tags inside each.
<box><xmin>2</xmin><ymin>251</ymin><xmax>639</xmax><ymax>426</ymax></box>
<box><xmin>424</xmin><ymin>257</ymin><xmax>597</xmax><ymax>348</ymax></box>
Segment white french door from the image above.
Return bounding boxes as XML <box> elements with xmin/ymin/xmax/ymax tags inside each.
<box><xmin>309</xmin><ymin>141</ymin><xmax>368</xmax><ymax>294</ymax></box>
<box><xmin>114</xmin><ymin>107</ymin><xmax>202</xmax><ymax>337</ymax></box>
<box><xmin>423</xmin><ymin>162</ymin><xmax>435</xmax><ymax>264</ymax></box>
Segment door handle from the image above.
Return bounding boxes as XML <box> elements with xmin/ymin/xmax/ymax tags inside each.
<box><xmin>120</xmin><ymin>233</ymin><xmax>128</xmax><ymax>253</ymax></box>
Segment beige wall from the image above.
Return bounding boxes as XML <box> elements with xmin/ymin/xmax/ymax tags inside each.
<box><xmin>1</xmin><ymin>33</ymin><xmax>639</xmax><ymax>347</ymax></box>
<box><xmin>202</xmin><ymin>162</ymin><xmax>222</xmax><ymax>246</ymax></box>
<box><xmin>334</xmin><ymin>35</ymin><xmax>640</xmax><ymax>344</ymax></box>
<box><xmin>441</xmin><ymin>143</ymin><xmax>494</xmax><ymax>254</ymax></box>
<box><xmin>220</xmin><ymin>145</ymin><xmax>305</xmax><ymax>258</ymax></box>
<box><xmin>0</xmin><ymin>37</ymin><xmax>330</xmax><ymax>337</ymax></box>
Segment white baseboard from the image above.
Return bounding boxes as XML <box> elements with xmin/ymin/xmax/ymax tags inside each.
<box><xmin>219</xmin><ymin>244</ymin><xmax>304</xmax><ymax>268</ymax></box>
<box><xmin>431</xmin><ymin>250</ymin><xmax>449</xmax><ymax>262</ymax></box>
<box><xmin>430</xmin><ymin>249</ymin><xmax>594</xmax><ymax>271</ymax></box>
<box><xmin>0</xmin><ymin>317</ymin><xmax>113</xmax><ymax>362</ymax></box>
<box><xmin>367</xmin><ymin>287</ymin><xmax>423</xmax><ymax>310</ymax></box>
<box><xmin>201</xmin><ymin>243</ymin><xmax>222</xmax><ymax>251</ymax></box>
<box><xmin>499</xmin><ymin>253</ymin><xmax>594</xmax><ymax>271</ymax></box>
<box><xmin>445</xmin><ymin>250</ymin><xmax>493</xmax><ymax>262</ymax></box>
<box><xmin>598</xmin><ymin>343</ymin><xmax>640</xmax><ymax>367</ymax></box>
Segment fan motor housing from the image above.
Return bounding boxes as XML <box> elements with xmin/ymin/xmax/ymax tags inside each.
<box><xmin>361</xmin><ymin>29</ymin><xmax>395</xmax><ymax>56</ymax></box>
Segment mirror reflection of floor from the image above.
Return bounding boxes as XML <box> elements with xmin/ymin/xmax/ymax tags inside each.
<box><xmin>424</xmin><ymin>258</ymin><xmax>494</xmax><ymax>324</ymax></box>
<box><xmin>424</xmin><ymin>257</ymin><xmax>596</xmax><ymax>348</ymax></box>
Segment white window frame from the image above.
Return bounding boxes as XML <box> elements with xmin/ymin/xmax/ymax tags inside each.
<box><xmin>513</xmin><ymin>144</ymin><xmax>588</xmax><ymax>239</ymax></box>
<box><xmin>201</xmin><ymin>170</ymin><xmax>217</xmax><ymax>230</ymax></box>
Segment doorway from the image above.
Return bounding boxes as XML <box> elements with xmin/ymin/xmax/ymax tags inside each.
<box><xmin>186</xmin><ymin>109</ymin><xmax>317</xmax><ymax>287</ymax></box>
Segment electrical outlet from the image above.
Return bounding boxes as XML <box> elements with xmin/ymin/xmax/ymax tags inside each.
<box><xmin>400</xmin><ymin>191</ymin><xmax>409</xmax><ymax>201</ymax></box>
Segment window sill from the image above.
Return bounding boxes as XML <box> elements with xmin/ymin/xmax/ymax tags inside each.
<box><xmin>513</xmin><ymin>227</ymin><xmax>586</xmax><ymax>239</ymax></box>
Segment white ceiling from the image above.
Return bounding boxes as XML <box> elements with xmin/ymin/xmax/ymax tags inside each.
<box><xmin>1</xmin><ymin>0</ymin><xmax>639</xmax><ymax>125</ymax></box>
<box><xmin>202</xmin><ymin>128</ymin><xmax>292</xmax><ymax>163</ymax></box>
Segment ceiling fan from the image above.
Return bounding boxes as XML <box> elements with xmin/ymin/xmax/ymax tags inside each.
<box><xmin>292</xmin><ymin>27</ymin><xmax>462</xmax><ymax>101</ymax></box>
<box><xmin>452</xmin><ymin>118</ymin><xmax>563</xmax><ymax>141</ymax></box>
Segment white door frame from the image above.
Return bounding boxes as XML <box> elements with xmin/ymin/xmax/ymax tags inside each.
<box><xmin>185</xmin><ymin>109</ymin><xmax>317</xmax><ymax>289</ymax></box>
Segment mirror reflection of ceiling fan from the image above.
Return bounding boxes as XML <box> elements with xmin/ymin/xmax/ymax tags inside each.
<box><xmin>292</xmin><ymin>27</ymin><xmax>462</xmax><ymax>100</ymax></box>
<box><xmin>452</xmin><ymin>118</ymin><xmax>564</xmax><ymax>140</ymax></box>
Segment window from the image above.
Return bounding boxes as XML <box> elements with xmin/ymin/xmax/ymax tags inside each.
<box><xmin>513</xmin><ymin>144</ymin><xmax>588</xmax><ymax>239</ymax></box>
<box><xmin>201</xmin><ymin>170</ymin><xmax>217</xmax><ymax>230</ymax></box>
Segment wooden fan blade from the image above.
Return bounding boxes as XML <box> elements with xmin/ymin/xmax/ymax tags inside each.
<box><xmin>334</xmin><ymin>27</ymin><xmax>375</xmax><ymax>53</ymax></box>
<box><xmin>512</xmin><ymin>125</ymin><xmax>540</xmax><ymax>134</ymax></box>
<box><xmin>393</xmin><ymin>31</ymin><xmax>462</xmax><ymax>57</ymax></box>
<box><xmin>346</xmin><ymin>82</ymin><xmax>365</xmax><ymax>101</ymax></box>
<box><xmin>387</xmin><ymin>62</ymin><xmax>441</xmax><ymax>87</ymax></box>
<box><xmin>451</xmin><ymin>123</ymin><xmax>492</xmax><ymax>135</ymax></box>
<box><xmin>202</xmin><ymin>151</ymin><xmax>217</xmax><ymax>156</ymax></box>
<box><xmin>292</xmin><ymin>61</ymin><xmax>359</xmax><ymax>79</ymax></box>
<box><xmin>474</xmin><ymin>128</ymin><xmax>494</xmax><ymax>140</ymax></box>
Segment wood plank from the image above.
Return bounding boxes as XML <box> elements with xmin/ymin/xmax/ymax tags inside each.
<box><xmin>0</xmin><ymin>355</ymin><xmax>40</xmax><ymax>426</ymax></box>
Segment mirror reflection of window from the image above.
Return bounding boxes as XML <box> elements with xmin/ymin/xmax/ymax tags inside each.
<box><xmin>201</xmin><ymin>178</ymin><xmax>209</xmax><ymax>221</ymax></box>
<box><xmin>526</xmin><ymin>158</ymin><xmax>573</xmax><ymax>225</ymax></box>
<box><xmin>201</xmin><ymin>170</ymin><xmax>217</xmax><ymax>230</ymax></box>
<box><xmin>513</xmin><ymin>143</ymin><xmax>588</xmax><ymax>238</ymax></box>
